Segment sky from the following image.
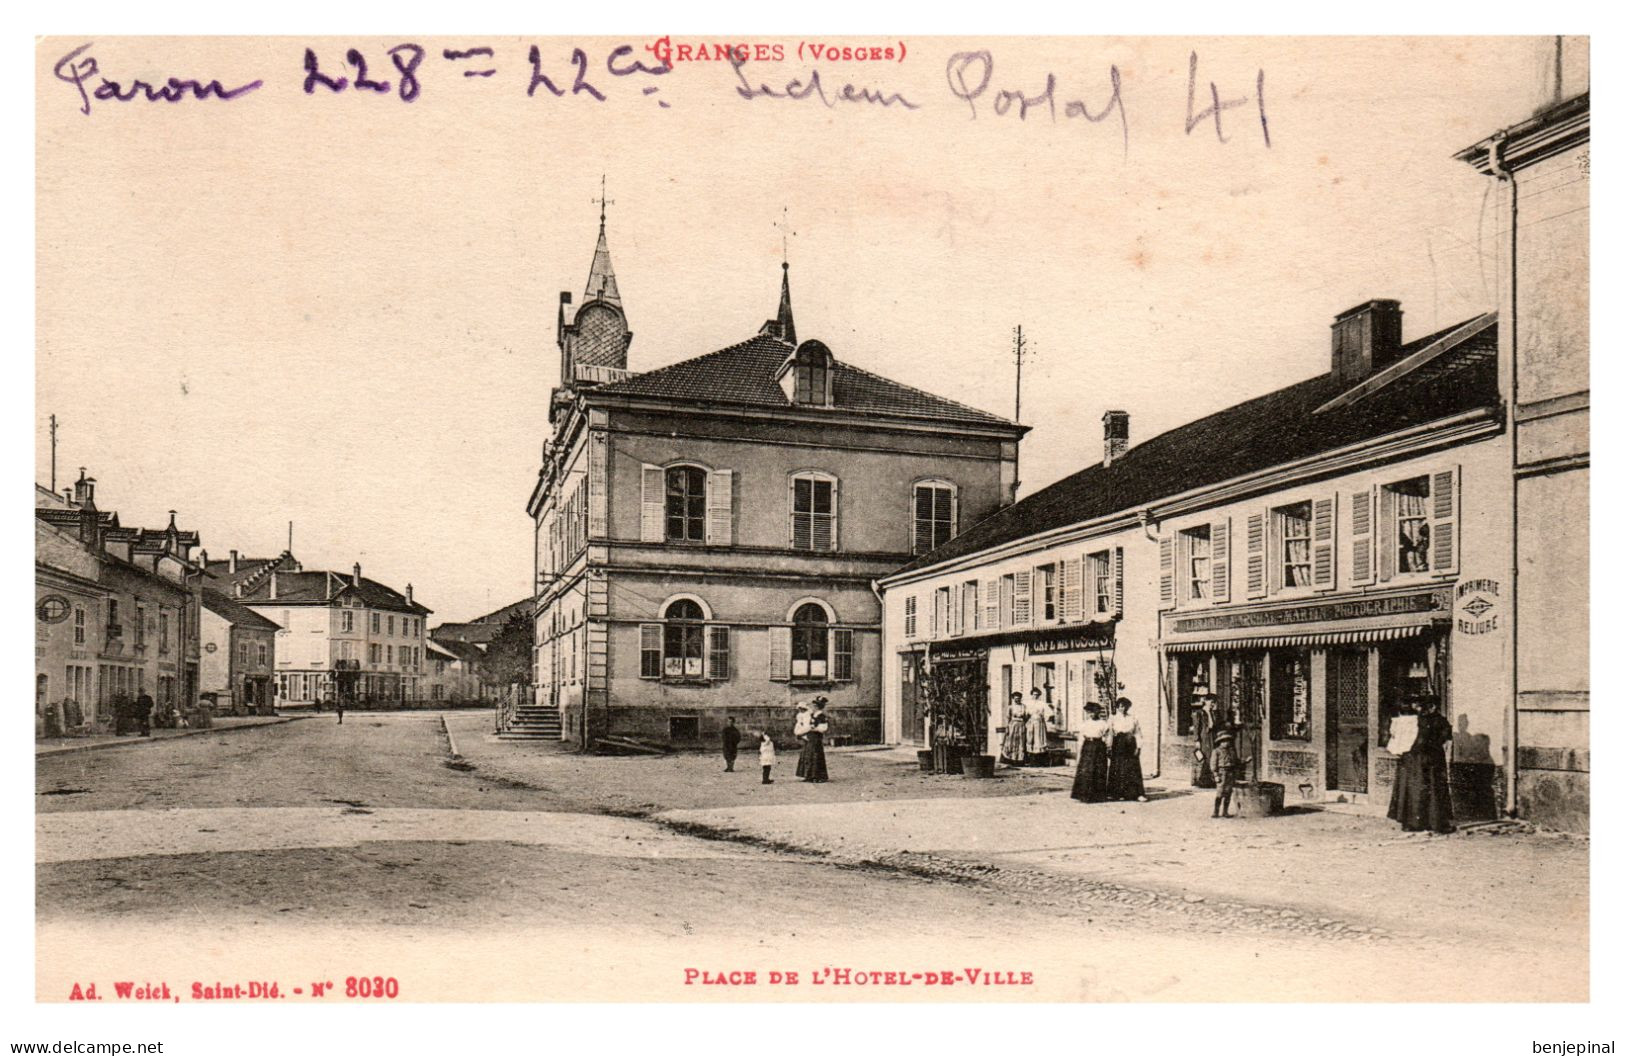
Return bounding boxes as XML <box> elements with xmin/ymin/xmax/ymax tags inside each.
<box><xmin>34</xmin><ymin>35</ymin><xmax>1583</xmax><ymax>622</ymax></box>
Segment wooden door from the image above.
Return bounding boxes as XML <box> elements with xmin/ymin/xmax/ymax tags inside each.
<box><xmin>1325</xmin><ymin>649</ymin><xmax>1370</xmax><ymax>794</ymax></box>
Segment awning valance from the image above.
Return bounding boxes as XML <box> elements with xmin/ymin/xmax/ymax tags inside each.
<box><xmin>1161</xmin><ymin>623</ymin><xmax>1436</xmax><ymax>653</ymax></box>
<box><xmin>906</xmin><ymin>618</ymin><xmax>1117</xmax><ymax>655</ymax></box>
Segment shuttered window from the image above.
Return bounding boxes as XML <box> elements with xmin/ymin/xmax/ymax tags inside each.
<box><xmin>903</xmin><ymin>596</ymin><xmax>918</xmax><ymax>639</ymax></box>
<box><xmin>791</xmin><ymin>474</ymin><xmax>837</xmax><ymax>552</ymax></box>
<box><xmin>790</xmin><ymin>603</ymin><xmax>830</xmax><ymax>679</ymax></box>
<box><xmin>1011</xmin><ymin>570</ymin><xmax>1032</xmax><ymax>625</ymax></box>
<box><xmin>706</xmin><ymin>469</ymin><xmax>734</xmax><ymax>546</ymax></box>
<box><xmin>912</xmin><ymin>483</ymin><xmax>957</xmax><ymax>555</ymax></box>
<box><xmin>665</xmin><ymin>466</ymin><xmax>707</xmax><ymax>543</ymax></box>
<box><xmin>1276</xmin><ymin>502</ymin><xmax>1314</xmax><ymax>589</ymax></box>
<box><xmin>963</xmin><ymin>581</ymin><xmax>981</xmax><ymax>632</ymax></box>
<box><xmin>1210</xmin><ymin>520</ymin><xmax>1231</xmax><ymax>603</ymax></box>
<box><xmin>1089</xmin><ymin>551</ymin><xmax>1111</xmax><ymax>616</ymax></box>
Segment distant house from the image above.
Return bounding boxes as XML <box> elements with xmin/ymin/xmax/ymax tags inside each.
<box><xmin>426</xmin><ymin>637</ymin><xmax>483</xmax><ymax>704</ymax></box>
<box><xmin>200</xmin><ymin>588</ymin><xmax>280</xmax><ymax>714</ymax></box>
<box><xmin>207</xmin><ymin>551</ymin><xmax>431</xmax><ymax>706</ymax></box>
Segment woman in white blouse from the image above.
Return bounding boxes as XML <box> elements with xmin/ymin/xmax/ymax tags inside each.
<box><xmin>1070</xmin><ymin>703</ymin><xmax>1111</xmax><ymax>803</ymax></box>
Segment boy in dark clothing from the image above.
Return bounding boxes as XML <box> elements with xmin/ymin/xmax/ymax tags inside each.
<box><xmin>722</xmin><ymin>717</ymin><xmax>741</xmax><ymax>771</ymax></box>
<box><xmin>1211</xmin><ymin>722</ymin><xmax>1240</xmax><ymax>818</ymax></box>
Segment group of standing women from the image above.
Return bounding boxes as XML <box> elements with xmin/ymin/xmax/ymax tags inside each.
<box><xmin>1069</xmin><ymin>698</ymin><xmax>1147</xmax><ymax>804</ymax></box>
<box><xmin>998</xmin><ymin>689</ymin><xmax>1053</xmax><ymax>765</ymax></box>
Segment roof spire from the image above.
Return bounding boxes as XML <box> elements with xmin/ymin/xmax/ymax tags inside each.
<box><xmin>584</xmin><ymin>176</ymin><xmax>621</xmax><ymax>305</ymax></box>
<box><xmin>777</xmin><ymin>261</ymin><xmax>796</xmax><ymax>346</ymax></box>
<box><xmin>765</xmin><ymin>207</ymin><xmax>796</xmax><ymax>344</ymax></box>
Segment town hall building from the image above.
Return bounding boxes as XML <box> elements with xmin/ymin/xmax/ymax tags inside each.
<box><xmin>522</xmin><ymin>210</ymin><xmax>1026</xmax><ymax>748</ymax></box>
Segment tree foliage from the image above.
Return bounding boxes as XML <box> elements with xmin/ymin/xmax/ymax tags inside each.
<box><xmin>480</xmin><ymin>612</ymin><xmax>534</xmax><ymax>688</ymax></box>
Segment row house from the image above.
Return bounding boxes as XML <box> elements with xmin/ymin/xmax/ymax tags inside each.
<box><xmin>426</xmin><ymin>637</ymin><xmax>484</xmax><ymax>704</ymax></box>
<box><xmin>525</xmin><ymin>212</ymin><xmax>1024</xmax><ymax>748</ymax></box>
<box><xmin>199</xmin><ymin>588</ymin><xmax>281</xmax><ymax>714</ymax></box>
<box><xmin>883</xmin><ymin>300</ymin><xmax>1512</xmax><ymax>819</ymax></box>
<box><xmin>1458</xmin><ymin>90</ymin><xmax>1590</xmax><ymax>830</ymax></box>
<box><xmin>206</xmin><ymin>551</ymin><xmax>431</xmax><ymax>705</ymax></box>
<box><xmin>35</xmin><ymin>470</ymin><xmax>206</xmax><ymax>732</ymax></box>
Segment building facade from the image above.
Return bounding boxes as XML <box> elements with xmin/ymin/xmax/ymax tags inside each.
<box><xmin>1458</xmin><ymin>90</ymin><xmax>1590</xmax><ymax>831</ymax></box>
<box><xmin>426</xmin><ymin>638</ymin><xmax>483</xmax><ymax>704</ymax></box>
<box><xmin>200</xmin><ymin>588</ymin><xmax>280</xmax><ymax>714</ymax></box>
<box><xmin>206</xmin><ymin>551</ymin><xmax>431</xmax><ymax>706</ymax></box>
<box><xmin>35</xmin><ymin>470</ymin><xmax>205</xmax><ymax>732</ymax></box>
<box><xmin>525</xmin><ymin>216</ymin><xmax>1024</xmax><ymax>748</ymax></box>
<box><xmin>883</xmin><ymin>301</ymin><xmax>1516</xmax><ymax>820</ymax></box>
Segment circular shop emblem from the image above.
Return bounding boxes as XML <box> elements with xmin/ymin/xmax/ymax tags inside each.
<box><xmin>37</xmin><ymin>595</ymin><xmax>71</xmax><ymax>624</ymax></box>
<box><xmin>204</xmin><ymin>642</ymin><xmax>218</xmax><ymax>653</ymax></box>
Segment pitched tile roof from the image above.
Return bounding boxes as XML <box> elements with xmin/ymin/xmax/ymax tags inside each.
<box><xmin>230</xmin><ymin>570</ymin><xmax>431</xmax><ymax>615</ymax></box>
<box><xmin>594</xmin><ymin>334</ymin><xmax>1020</xmax><ymax>429</ymax></box>
<box><xmin>201</xmin><ymin>588</ymin><xmax>283</xmax><ymax>631</ymax></box>
<box><xmin>893</xmin><ymin>315</ymin><xmax>1499</xmax><ymax>576</ymax></box>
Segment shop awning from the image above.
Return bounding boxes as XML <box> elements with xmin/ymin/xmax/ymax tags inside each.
<box><xmin>908</xmin><ymin>618</ymin><xmax>1118</xmax><ymax>655</ymax></box>
<box><xmin>1160</xmin><ymin>622</ymin><xmax>1439</xmax><ymax>653</ymax></box>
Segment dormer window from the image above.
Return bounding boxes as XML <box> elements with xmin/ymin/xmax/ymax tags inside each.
<box><xmin>779</xmin><ymin>339</ymin><xmax>834</xmax><ymax>407</ymax></box>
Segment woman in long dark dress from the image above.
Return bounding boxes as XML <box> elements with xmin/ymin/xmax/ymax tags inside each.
<box><xmin>1388</xmin><ymin>695</ymin><xmax>1454</xmax><ymax>833</ymax></box>
<box><xmin>1105</xmin><ymin>698</ymin><xmax>1148</xmax><ymax>802</ymax></box>
<box><xmin>796</xmin><ymin>697</ymin><xmax>831</xmax><ymax>782</ymax></box>
<box><xmin>1190</xmin><ymin>686</ymin><xmax>1218</xmax><ymax>788</ymax></box>
<box><xmin>1070</xmin><ymin>703</ymin><xmax>1111</xmax><ymax>803</ymax></box>
<box><xmin>999</xmin><ymin>693</ymin><xmax>1028</xmax><ymax>765</ymax></box>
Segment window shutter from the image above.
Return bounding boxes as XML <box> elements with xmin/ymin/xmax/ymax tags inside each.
<box><xmin>829</xmin><ymin>478</ymin><xmax>840</xmax><ymax>551</ymax></box>
<box><xmin>769</xmin><ymin>626</ymin><xmax>791</xmax><ymax>681</ymax></box>
<box><xmin>1430</xmin><ymin>466</ymin><xmax>1460</xmax><ymax>574</ymax></box>
<box><xmin>706</xmin><ymin>625</ymin><xmax>730</xmax><ymax>681</ymax></box>
<box><xmin>1211</xmin><ymin>519</ymin><xmax>1231</xmax><ymax>603</ymax></box>
<box><xmin>833</xmin><ymin>628</ymin><xmax>854</xmax><ymax>681</ymax></box>
<box><xmin>706</xmin><ymin>469</ymin><xmax>733</xmax><ymax>546</ymax></box>
<box><xmin>640</xmin><ymin>465</ymin><xmax>664</xmax><ymax>542</ymax></box>
<box><xmin>1246</xmin><ymin>511</ymin><xmax>1267</xmax><ymax>599</ymax></box>
<box><xmin>589</xmin><ymin>433</ymin><xmax>608</xmax><ymax>538</ymax></box>
<box><xmin>910</xmin><ymin>486</ymin><xmax>922</xmax><ymax>555</ymax></box>
<box><xmin>1377</xmin><ymin>486</ymin><xmax>1397</xmax><ymax>582</ymax></box>
<box><xmin>1311</xmin><ymin>495</ymin><xmax>1337</xmax><ymax>590</ymax></box>
<box><xmin>1158</xmin><ymin>535</ymin><xmax>1175</xmax><ymax>609</ymax></box>
<box><xmin>1112</xmin><ymin>547</ymin><xmax>1124</xmax><ymax>618</ymax></box>
<box><xmin>949</xmin><ymin>584</ymin><xmax>961</xmax><ymax>636</ymax></box>
<box><xmin>903</xmin><ymin>596</ymin><xmax>917</xmax><ymax>639</ymax></box>
<box><xmin>984</xmin><ymin>582</ymin><xmax>1000</xmax><ymax>630</ymax></box>
<box><xmin>1350</xmin><ymin>487</ymin><xmax>1376</xmax><ymax>585</ymax></box>
<box><xmin>1012</xmin><ymin>570</ymin><xmax>1032</xmax><ymax>625</ymax></box>
<box><xmin>638</xmin><ymin>623</ymin><xmax>661</xmax><ymax>679</ymax></box>
<box><xmin>1063</xmin><ymin>558</ymin><xmax>1083</xmax><ymax>622</ymax></box>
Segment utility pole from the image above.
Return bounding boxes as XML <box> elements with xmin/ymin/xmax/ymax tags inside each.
<box><xmin>1012</xmin><ymin>326</ymin><xmax>1031</xmax><ymax>502</ymax></box>
<box><xmin>49</xmin><ymin>414</ymin><xmax>58</xmax><ymax>493</ymax></box>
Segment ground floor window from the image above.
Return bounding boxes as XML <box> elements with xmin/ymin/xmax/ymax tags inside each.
<box><xmin>1268</xmin><ymin>649</ymin><xmax>1312</xmax><ymax>741</ymax></box>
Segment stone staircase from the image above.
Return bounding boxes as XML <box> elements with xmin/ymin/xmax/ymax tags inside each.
<box><xmin>500</xmin><ymin>703</ymin><xmax>563</xmax><ymax>741</ymax></box>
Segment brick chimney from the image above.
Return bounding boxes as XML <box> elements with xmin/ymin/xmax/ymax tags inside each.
<box><xmin>353</xmin><ymin>562</ymin><xmax>362</xmax><ymax>584</ymax></box>
<box><xmin>1102</xmin><ymin>410</ymin><xmax>1130</xmax><ymax>467</ymax></box>
<box><xmin>269</xmin><ymin>571</ymin><xmax>279</xmax><ymax>600</ymax></box>
<box><xmin>229</xmin><ymin>550</ymin><xmax>238</xmax><ymax>573</ymax></box>
<box><xmin>405</xmin><ymin>583</ymin><xmax>413</xmax><ymax>606</ymax></box>
<box><xmin>1331</xmin><ymin>300</ymin><xmax>1404</xmax><ymax>385</ymax></box>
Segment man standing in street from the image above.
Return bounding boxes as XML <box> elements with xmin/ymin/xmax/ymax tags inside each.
<box><xmin>334</xmin><ymin>693</ymin><xmax>345</xmax><ymax>726</ymax></box>
<box><xmin>721</xmin><ymin>717</ymin><xmax>741</xmax><ymax>771</ymax></box>
<box><xmin>134</xmin><ymin>692</ymin><xmax>154</xmax><ymax>737</ymax></box>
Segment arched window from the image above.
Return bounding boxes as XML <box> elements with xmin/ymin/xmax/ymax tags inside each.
<box><xmin>665</xmin><ymin>466</ymin><xmax>707</xmax><ymax>542</ymax></box>
<box><xmin>912</xmin><ymin>480</ymin><xmax>958</xmax><ymax>555</ymax></box>
<box><xmin>791</xmin><ymin>603</ymin><xmax>829</xmax><ymax>678</ymax></box>
<box><xmin>639</xmin><ymin>597</ymin><xmax>729</xmax><ymax>682</ymax></box>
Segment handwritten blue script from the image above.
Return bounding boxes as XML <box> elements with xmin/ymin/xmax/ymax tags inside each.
<box><xmin>55</xmin><ymin>43</ymin><xmax>262</xmax><ymax>117</ymax></box>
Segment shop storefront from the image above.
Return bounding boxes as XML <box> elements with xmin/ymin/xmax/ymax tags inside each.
<box><xmin>900</xmin><ymin>620</ymin><xmax>1118</xmax><ymax>760</ymax></box>
<box><xmin>1159</xmin><ymin>587</ymin><xmax>1457</xmax><ymax>810</ymax></box>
